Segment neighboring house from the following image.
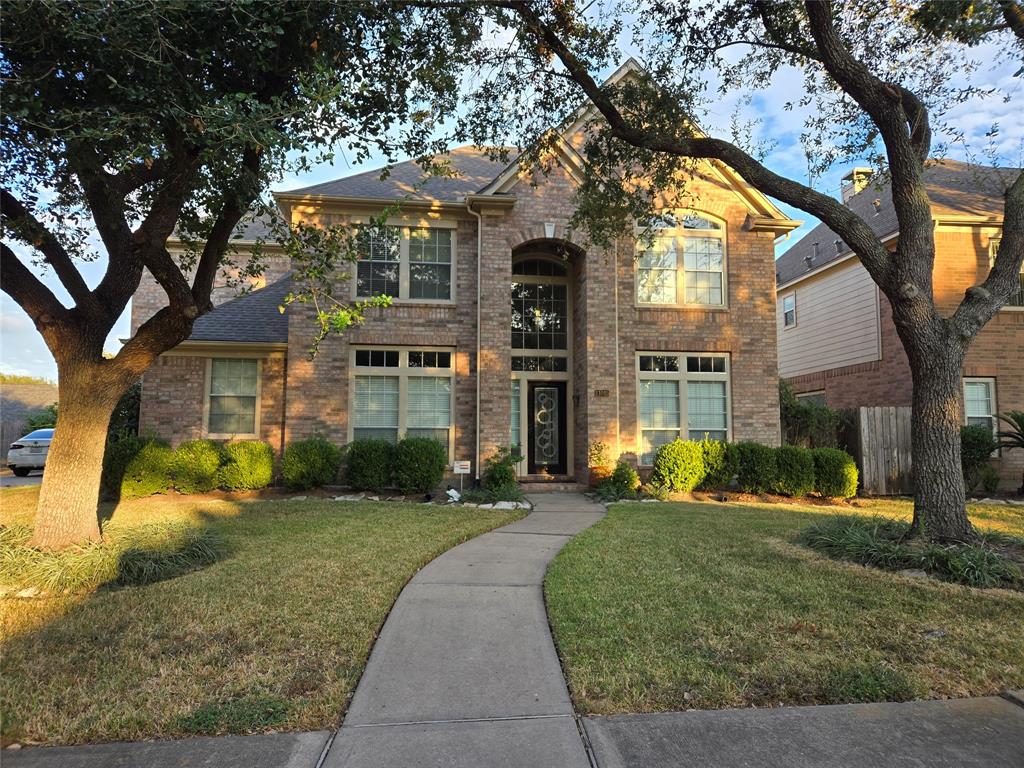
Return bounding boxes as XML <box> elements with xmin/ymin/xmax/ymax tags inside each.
<box><xmin>133</xmin><ymin>61</ymin><xmax>801</xmax><ymax>482</ymax></box>
<box><xmin>0</xmin><ymin>381</ymin><xmax>59</xmax><ymax>450</ymax></box>
<box><xmin>775</xmin><ymin>161</ymin><xmax>1023</xmax><ymax>489</ymax></box>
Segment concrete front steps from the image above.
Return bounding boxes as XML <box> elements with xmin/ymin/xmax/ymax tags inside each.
<box><xmin>518</xmin><ymin>475</ymin><xmax>588</xmax><ymax>493</ymax></box>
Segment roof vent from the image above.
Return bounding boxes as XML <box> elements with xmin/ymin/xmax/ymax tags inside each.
<box><xmin>834</xmin><ymin>239</ymin><xmax>843</xmax><ymax>253</ymax></box>
<box><xmin>840</xmin><ymin>167</ymin><xmax>874</xmax><ymax>204</ymax></box>
<box><xmin>872</xmin><ymin>199</ymin><xmax>882</xmax><ymax>215</ymax></box>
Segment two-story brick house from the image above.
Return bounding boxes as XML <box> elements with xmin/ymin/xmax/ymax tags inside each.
<box><xmin>775</xmin><ymin>161</ymin><xmax>1023</xmax><ymax>489</ymax></box>
<box><xmin>133</xmin><ymin>69</ymin><xmax>801</xmax><ymax>482</ymax></box>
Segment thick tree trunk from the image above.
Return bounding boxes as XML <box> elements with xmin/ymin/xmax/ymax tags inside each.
<box><xmin>906</xmin><ymin>339</ymin><xmax>975</xmax><ymax>543</ymax></box>
<box><xmin>29</xmin><ymin>366</ymin><xmax>125</xmax><ymax>550</ymax></box>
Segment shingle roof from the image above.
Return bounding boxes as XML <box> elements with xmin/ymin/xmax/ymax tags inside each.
<box><xmin>187</xmin><ymin>274</ymin><xmax>291</xmax><ymax>344</ymax></box>
<box><xmin>0</xmin><ymin>383</ymin><xmax>59</xmax><ymax>420</ymax></box>
<box><xmin>776</xmin><ymin>160</ymin><xmax>1020</xmax><ymax>287</ymax></box>
<box><xmin>282</xmin><ymin>146</ymin><xmax>515</xmax><ymax>202</ymax></box>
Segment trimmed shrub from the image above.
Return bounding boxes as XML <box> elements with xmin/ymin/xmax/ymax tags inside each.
<box><xmin>698</xmin><ymin>439</ymin><xmax>739</xmax><ymax>490</ymax></box>
<box><xmin>773</xmin><ymin>445</ymin><xmax>816</xmax><ymax>497</ymax></box>
<box><xmin>978</xmin><ymin>464</ymin><xmax>1001</xmax><ymax>495</ymax></box>
<box><xmin>812</xmin><ymin>447</ymin><xmax>859</xmax><ymax>499</ymax></box>
<box><xmin>282</xmin><ymin>437</ymin><xmax>343</xmax><ymax>490</ymax></box>
<box><xmin>651</xmin><ymin>440</ymin><xmax>705</xmax><ymax>492</ymax></box>
<box><xmin>394</xmin><ymin>436</ymin><xmax>447</xmax><ymax>494</ymax></box>
<box><xmin>171</xmin><ymin>439</ymin><xmax>223</xmax><ymax>494</ymax></box>
<box><xmin>961</xmin><ymin>425</ymin><xmax>997</xmax><ymax>492</ymax></box>
<box><xmin>597</xmin><ymin>459</ymin><xmax>640</xmax><ymax>501</ymax></box>
<box><xmin>735</xmin><ymin>441</ymin><xmax>777</xmax><ymax>494</ymax></box>
<box><xmin>121</xmin><ymin>439</ymin><xmax>174</xmax><ymax>499</ymax></box>
<box><xmin>482</xmin><ymin>446</ymin><xmax>522</xmax><ymax>492</ymax></box>
<box><xmin>101</xmin><ymin>434</ymin><xmax>153</xmax><ymax>501</ymax></box>
<box><xmin>344</xmin><ymin>438</ymin><xmax>394</xmax><ymax>491</ymax></box>
<box><xmin>218</xmin><ymin>441</ymin><xmax>274</xmax><ymax>491</ymax></box>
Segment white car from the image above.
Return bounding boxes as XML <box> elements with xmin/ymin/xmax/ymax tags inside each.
<box><xmin>7</xmin><ymin>428</ymin><xmax>54</xmax><ymax>477</ymax></box>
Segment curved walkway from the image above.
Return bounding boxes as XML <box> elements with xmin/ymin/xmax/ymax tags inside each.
<box><xmin>323</xmin><ymin>492</ymin><xmax>605</xmax><ymax>768</ymax></box>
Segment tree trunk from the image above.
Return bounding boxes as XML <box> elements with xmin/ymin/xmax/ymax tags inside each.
<box><xmin>906</xmin><ymin>341</ymin><xmax>975</xmax><ymax>543</ymax></box>
<box><xmin>29</xmin><ymin>365</ymin><xmax>125</xmax><ymax>550</ymax></box>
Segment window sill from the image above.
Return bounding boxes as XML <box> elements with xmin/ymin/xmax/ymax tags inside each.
<box><xmin>357</xmin><ymin>297</ymin><xmax>456</xmax><ymax>307</ymax></box>
<box><xmin>206</xmin><ymin>433</ymin><xmax>259</xmax><ymax>441</ymax></box>
<box><xmin>635</xmin><ymin>304</ymin><xmax>730</xmax><ymax>312</ymax></box>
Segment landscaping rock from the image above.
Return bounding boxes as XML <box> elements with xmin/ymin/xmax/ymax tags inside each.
<box><xmin>922</xmin><ymin>629</ymin><xmax>947</xmax><ymax>640</ymax></box>
<box><xmin>641</xmin><ymin>499</ymin><xmax>661</xmax><ymax>503</ymax></box>
<box><xmin>289</xmin><ymin>496</ymin><xmax>308</xmax><ymax>502</ymax></box>
<box><xmin>14</xmin><ymin>587</ymin><xmax>40</xmax><ymax>599</ymax></box>
<box><xmin>333</xmin><ymin>495</ymin><xmax>364</xmax><ymax>502</ymax></box>
<box><xmin>1006</xmin><ymin>499</ymin><xmax>1024</xmax><ymax>506</ymax></box>
<box><xmin>478</xmin><ymin>503</ymin><xmax>495</xmax><ymax>509</ymax></box>
<box><xmin>493</xmin><ymin>501</ymin><xmax>518</xmax><ymax>510</ymax></box>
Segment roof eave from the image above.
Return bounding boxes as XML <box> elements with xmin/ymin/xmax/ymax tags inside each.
<box><xmin>273</xmin><ymin>191</ymin><xmax>471</xmax><ymax>212</ymax></box>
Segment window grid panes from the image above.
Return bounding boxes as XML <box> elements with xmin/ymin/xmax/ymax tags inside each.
<box><xmin>511</xmin><ymin>282</ymin><xmax>568</xmax><ymax>350</ymax></box>
<box><xmin>636</xmin><ymin>237</ymin><xmax>677</xmax><ymax>304</ymax></box>
<box><xmin>408</xmin><ymin>351</ymin><xmax>451</xmax><ymax>369</ymax></box>
<box><xmin>356</xmin><ymin>227</ymin><xmax>400</xmax><ymax>298</ymax></box>
<box><xmin>511</xmin><ymin>355</ymin><xmax>568</xmax><ymax>372</ymax></box>
<box><xmin>353</xmin><ymin>375</ymin><xmax>400</xmax><ymax>442</ymax></box>
<box><xmin>209</xmin><ymin>358</ymin><xmax>258</xmax><ymax>435</ymax></box>
<box><xmin>639</xmin><ymin>355</ymin><xmax>680</xmax><ymax>372</ymax></box>
<box><xmin>356</xmin><ymin>349</ymin><xmax>400</xmax><ymax>368</ymax></box>
<box><xmin>683</xmin><ymin>237</ymin><xmax>724</xmax><ymax>305</ymax></box>
<box><xmin>687</xmin><ymin>381</ymin><xmax>728</xmax><ymax>441</ymax></box>
<box><xmin>639</xmin><ymin>379</ymin><xmax>680</xmax><ymax>465</ymax></box>
<box><xmin>964</xmin><ymin>379</ymin><xmax>995</xmax><ymax>433</ymax></box>
<box><xmin>409</xmin><ymin>228</ymin><xmax>452</xmax><ymax>300</ymax></box>
<box><xmin>406</xmin><ymin>377</ymin><xmax>451</xmax><ymax>445</ymax></box>
<box><xmin>513</xmin><ymin>258</ymin><xmax>568</xmax><ymax>276</ymax></box>
<box><xmin>511</xmin><ymin>380</ymin><xmax>521</xmax><ymax>451</ymax></box>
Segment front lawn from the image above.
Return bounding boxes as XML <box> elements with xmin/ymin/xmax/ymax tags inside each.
<box><xmin>545</xmin><ymin>498</ymin><xmax>1024</xmax><ymax>715</ymax></box>
<box><xmin>0</xmin><ymin>487</ymin><xmax>523</xmax><ymax>745</ymax></box>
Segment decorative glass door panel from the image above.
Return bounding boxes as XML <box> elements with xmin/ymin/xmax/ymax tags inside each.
<box><xmin>527</xmin><ymin>381</ymin><xmax>567</xmax><ymax>474</ymax></box>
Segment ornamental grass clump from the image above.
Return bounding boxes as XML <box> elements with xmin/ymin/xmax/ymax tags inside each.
<box><xmin>0</xmin><ymin>521</ymin><xmax>226</xmax><ymax>594</ymax></box>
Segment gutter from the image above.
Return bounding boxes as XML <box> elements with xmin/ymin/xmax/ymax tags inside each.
<box><xmin>466</xmin><ymin>198</ymin><xmax>484</xmax><ymax>481</ymax></box>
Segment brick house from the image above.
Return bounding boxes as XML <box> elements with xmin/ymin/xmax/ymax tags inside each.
<box><xmin>133</xmin><ymin>66</ymin><xmax>801</xmax><ymax>482</ymax></box>
<box><xmin>775</xmin><ymin>161</ymin><xmax>1023</xmax><ymax>489</ymax></box>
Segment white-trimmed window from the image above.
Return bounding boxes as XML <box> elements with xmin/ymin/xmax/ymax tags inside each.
<box><xmin>796</xmin><ymin>390</ymin><xmax>827</xmax><ymax>407</ymax></box>
<box><xmin>355</xmin><ymin>225</ymin><xmax>454</xmax><ymax>302</ymax></box>
<box><xmin>990</xmin><ymin>237</ymin><xmax>1023</xmax><ymax>307</ymax></box>
<box><xmin>782</xmin><ymin>293</ymin><xmax>797</xmax><ymax>327</ymax></box>
<box><xmin>510</xmin><ymin>380</ymin><xmax>521</xmax><ymax>451</ymax></box>
<box><xmin>963</xmin><ymin>377</ymin><xmax>997</xmax><ymax>435</ymax></box>
<box><xmin>207</xmin><ymin>358</ymin><xmax>260</xmax><ymax>437</ymax></box>
<box><xmin>637</xmin><ymin>353</ymin><xmax>730</xmax><ymax>464</ymax></box>
<box><xmin>636</xmin><ymin>213</ymin><xmax>726</xmax><ymax>307</ymax></box>
<box><xmin>351</xmin><ymin>347</ymin><xmax>454</xmax><ymax>456</ymax></box>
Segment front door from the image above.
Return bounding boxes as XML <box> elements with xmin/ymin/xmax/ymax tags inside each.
<box><xmin>527</xmin><ymin>381</ymin><xmax>567</xmax><ymax>475</ymax></box>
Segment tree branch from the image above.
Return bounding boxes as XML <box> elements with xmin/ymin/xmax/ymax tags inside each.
<box><xmin>999</xmin><ymin>0</ymin><xmax>1024</xmax><ymax>41</ymax></box>
<box><xmin>0</xmin><ymin>189</ymin><xmax>95</xmax><ymax>309</ymax></box>
<box><xmin>507</xmin><ymin>0</ymin><xmax>895</xmax><ymax>283</ymax></box>
<box><xmin>0</xmin><ymin>242</ymin><xmax>70</xmax><ymax>334</ymax></box>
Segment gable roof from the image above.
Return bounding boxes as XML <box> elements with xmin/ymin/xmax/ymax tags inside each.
<box><xmin>776</xmin><ymin>159</ymin><xmax>1020</xmax><ymax>287</ymax></box>
<box><xmin>187</xmin><ymin>274</ymin><xmax>291</xmax><ymax>344</ymax></box>
<box><xmin>281</xmin><ymin>146</ymin><xmax>516</xmax><ymax>203</ymax></box>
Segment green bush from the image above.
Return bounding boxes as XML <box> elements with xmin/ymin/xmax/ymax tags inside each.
<box><xmin>596</xmin><ymin>460</ymin><xmax>640</xmax><ymax>501</ymax></box>
<box><xmin>798</xmin><ymin>516</ymin><xmax>1022</xmax><ymax>589</ymax></box>
<box><xmin>735</xmin><ymin>442</ymin><xmax>777</xmax><ymax>494</ymax></box>
<box><xmin>779</xmin><ymin>380</ymin><xmax>843</xmax><ymax>448</ymax></box>
<box><xmin>121</xmin><ymin>439</ymin><xmax>174</xmax><ymax>499</ymax></box>
<box><xmin>812</xmin><ymin>447</ymin><xmax>859</xmax><ymax>499</ymax></box>
<box><xmin>101</xmin><ymin>434</ymin><xmax>155</xmax><ymax>500</ymax></box>
<box><xmin>651</xmin><ymin>439</ymin><xmax>705</xmax><ymax>492</ymax></box>
<box><xmin>961</xmin><ymin>425</ymin><xmax>997</xmax><ymax>492</ymax></box>
<box><xmin>282</xmin><ymin>437</ymin><xmax>343</xmax><ymax>490</ymax></box>
<box><xmin>698</xmin><ymin>439</ymin><xmax>738</xmax><ymax>490</ymax></box>
<box><xmin>170</xmin><ymin>439</ymin><xmax>223</xmax><ymax>494</ymax></box>
<box><xmin>218</xmin><ymin>441</ymin><xmax>274</xmax><ymax>491</ymax></box>
<box><xmin>393</xmin><ymin>436</ymin><xmax>447</xmax><ymax>494</ymax></box>
<box><xmin>344</xmin><ymin>438</ymin><xmax>394</xmax><ymax>491</ymax></box>
<box><xmin>482</xmin><ymin>446</ymin><xmax>522</xmax><ymax>491</ymax></box>
<box><xmin>978</xmin><ymin>464</ymin><xmax>1001</xmax><ymax>495</ymax></box>
<box><xmin>773</xmin><ymin>445</ymin><xmax>816</xmax><ymax>497</ymax></box>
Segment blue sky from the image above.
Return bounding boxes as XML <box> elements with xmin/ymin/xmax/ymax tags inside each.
<box><xmin>1</xmin><ymin>42</ymin><xmax>1020</xmax><ymax>382</ymax></box>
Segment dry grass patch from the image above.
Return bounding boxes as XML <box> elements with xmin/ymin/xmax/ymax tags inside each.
<box><xmin>1</xmin><ymin>486</ymin><xmax>523</xmax><ymax>745</ymax></box>
<box><xmin>545</xmin><ymin>497</ymin><xmax>1024</xmax><ymax>715</ymax></box>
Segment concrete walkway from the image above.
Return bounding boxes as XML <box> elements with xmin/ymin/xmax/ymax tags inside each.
<box><xmin>323</xmin><ymin>492</ymin><xmax>605</xmax><ymax>767</ymax></box>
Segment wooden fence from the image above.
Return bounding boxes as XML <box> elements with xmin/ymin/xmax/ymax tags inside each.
<box><xmin>847</xmin><ymin>406</ymin><xmax>913</xmax><ymax>496</ymax></box>
<box><xmin>0</xmin><ymin>419</ymin><xmax>27</xmax><ymax>453</ymax></box>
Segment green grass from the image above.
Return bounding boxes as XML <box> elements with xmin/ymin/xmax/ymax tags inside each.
<box><xmin>1</xmin><ymin>486</ymin><xmax>523</xmax><ymax>745</ymax></box>
<box><xmin>545</xmin><ymin>498</ymin><xmax>1024</xmax><ymax>715</ymax></box>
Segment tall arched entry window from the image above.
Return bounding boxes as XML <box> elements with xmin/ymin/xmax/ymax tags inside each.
<box><xmin>510</xmin><ymin>253</ymin><xmax>572</xmax><ymax>475</ymax></box>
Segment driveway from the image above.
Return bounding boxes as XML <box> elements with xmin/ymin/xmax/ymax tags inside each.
<box><xmin>0</xmin><ymin>468</ymin><xmax>43</xmax><ymax>488</ymax></box>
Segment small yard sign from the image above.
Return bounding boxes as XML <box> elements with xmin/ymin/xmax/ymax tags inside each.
<box><xmin>453</xmin><ymin>460</ymin><xmax>471</xmax><ymax>474</ymax></box>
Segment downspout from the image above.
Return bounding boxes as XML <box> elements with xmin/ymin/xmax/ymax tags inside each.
<box><xmin>613</xmin><ymin>239</ymin><xmax>620</xmax><ymax>458</ymax></box>
<box><xmin>467</xmin><ymin>198</ymin><xmax>483</xmax><ymax>480</ymax></box>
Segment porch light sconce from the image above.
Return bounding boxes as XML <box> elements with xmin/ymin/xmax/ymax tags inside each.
<box><xmin>544</xmin><ymin>221</ymin><xmax>556</xmax><ymax>238</ymax></box>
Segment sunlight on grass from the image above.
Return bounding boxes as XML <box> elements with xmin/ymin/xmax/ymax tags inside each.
<box><xmin>545</xmin><ymin>497</ymin><xmax>1024</xmax><ymax>715</ymax></box>
<box><xmin>0</xmin><ymin>486</ymin><xmax>523</xmax><ymax>745</ymax></box>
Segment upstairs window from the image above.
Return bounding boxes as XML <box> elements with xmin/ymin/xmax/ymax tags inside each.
<box><xmin>636</xmin><ymin>212</ymin><xmax>726</xmax><ymax>307</ymax></box>
<box><xmin>355</xmin><ymin>225</ymin><xmax>454</xmax><ymax>301</ymax></box>
<box><xmin>782</xmin><ymin>294</ymin><xmax>797</xmax><ymax>327</ymax></box>
<box><xmin>990</xmin><ymin>238</ymin><xmax>1023</xmax><ymax>307</ymax></box>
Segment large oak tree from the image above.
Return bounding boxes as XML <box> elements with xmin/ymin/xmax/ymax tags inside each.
<box><xmin>456</xmin><ymin>0</ymin><xmax>1024</xmax><ymax>542</ymax></box>
<box><xmin>1</xmin><ymin>0</ymin><xmax>481</xmax><ymax>549</ymax></box>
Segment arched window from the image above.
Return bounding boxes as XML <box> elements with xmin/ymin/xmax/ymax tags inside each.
<box><xmin>635</xmin><ymin>211</ymin><xmax>727</xmax><ymax>306</ymax></box>
<box><xmin>512</xmin><ymin>257</ymin><xmax>568</xmax><ymax>277</ymax></box>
